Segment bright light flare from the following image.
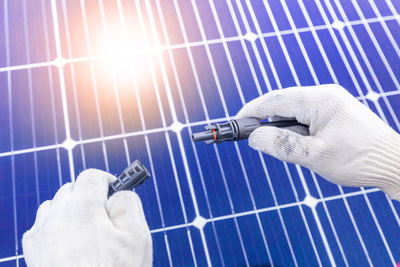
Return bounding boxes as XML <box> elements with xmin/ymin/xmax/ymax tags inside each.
<box><xmin>94</xmin><ymin>27</ymin><xmax>165</xmax><ymax>73</ymax></box>
<box><xmin>90</xmin><ymin>24</ymin><xmax>165</xmax><ymax>94</ymax></box>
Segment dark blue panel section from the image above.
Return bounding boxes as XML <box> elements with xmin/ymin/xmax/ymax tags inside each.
<box><xmin>379</xmin><ymin>93</ymin><xmax>400</xmax><ymax>131</ymax></box>
<box><xmin>281</xmin><ymin>206</ymin><xmax>320</xmax><ymax>266</ymax></box>
<box><xmin>267</xmin><ymin>1</ymin><xmax>291</xmax><ymax>31</ymax></box>
<box><xmin>203</xmin><ymin>222</ymin><xmax>224</xmax><ymax>266</ymax></box>
<box><xmin>368</xmin><ymin>192</ymin><xmax>400</xmax><ymax>263</ymax></box>
<box><xmin>355</xmin><ymin>0</ymin><xmax>379</xmax><ymax>19</ymax></box>
<box><xmin>325</xmin><ymin>197</ymin><xmax>371</xmax><ymax>265</ymax></box>
<box><xmin>247</xmin><ymin>0</ymin><xmax>273</xmax><ymax>33</ymax></box>
<box><xmin>299</xmin><ymin>31</ymin><xmax>335</xmax><ymax>85</ymax></box>
<box><xmin>351</xmin><ymin>24</ymin><xmax>397</xmax><ymax>92</ymax></box>
<box><xmin>0</xmin><ymin>149</ymin><xmax>69</xmax><ymax>260</ymax></box>
<box><xmin>213</xmin><ymin>218</ymin><xmax>247</xmax><ymax>265</ymax></box>
<box><xmin>316</xmin><ymin>202</ymin><xmax>348</xmax><ymax>266</ymax></box>
<box><xmin>0</xmin><ymin>156</ymin><xmax>15</xmax><ymax>258</ymax></box>
<box><xmin>171</xmin><ymin>48</ymin><xmax>207</xmax><ymax>122</ymax></box>
<box><xmin>15</xmin><ymin>149</ymin><xmax>70</xmax><ymax>251</ymax></box>
<box><xmin>237</xmin><ymin>214</ymin><xmax>271</xmax><ymax>266</ymax></box>
<box><xmin>191</xmin><ymin>46</ymin><xmax>227</xmax><ymax>119</ymax></box>
<box><xmin>228</xmin><ymin>41</ymin><xmax>265</xmax><ymax>102</ymax></box>
<box><xmin>285</xmin><ymin>0</ymin><xmax>309</xmax><ymax>29</ymax></box>
<box><xmin>281</xmin><ymin>34</ymin><xmax>315</xmax><ymax>86</ymax></box>
<box><xmin>261</xmin><ymin>155</ymin><xmax>298</xmax><ymax>205</ymax></box>
<box><xmin>2</xmin><ymin>260</ymin><xmax>19</xmax><ymax>267</ymax></box>
<box><xmin>183</xmin><ymin>126</ymin><xmax>232</xmax><ymax>218</ymax></box>
<box><xmin>374</xmin><ymin>0</ymin><xmax>396</xmax><ymax>17</ymax></box>
<box><xmin>261</xmin><ymin>36</ymin><xmax>296</xmax><ymax>88</ymax></box>
<box><xmin>302</xmin><ymin>0</ymin><xmax>327</xmax><ymax>26</ymax></box>
<box><xmin>165</xmin><ymin>227</ymin><xmax>198</xmax><ymax>267</ymax></box>
<box><xmin>10</xmin><ymin>68</ymin><xmax>65</xmax><ymax>150</ymax></box>
<box><xmin>209</xmin><ymin>43</ymin><xmax>243</xmax><ymax>115</ymax></box>
<box><xmin>0</xmin><ymin>72</ymin><xmax>11</xmax><ymax>152</ymax></box>
<box><xmin>259</xmin><ymin>210</ymin><xmax>296</xmax><ymax>266</ymax></box>
<box><xmin>334</xmin><ymin>0</ymin><xmax>361</xmax><ymax>21</ymax></box>
<box><xmin>348</xmin><ymin>194</ymin><xmax>394</xmax><ymax>266</ymax></box>
<box><xmin>152</xmin><ymin>232</ymin><xmax>170</xmax><ymax>267</ymax></box>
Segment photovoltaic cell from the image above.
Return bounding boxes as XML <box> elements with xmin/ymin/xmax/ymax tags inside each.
<box><xmin>1</xmin><ymin>0</ymin><xmax>400</xmax><ymax>266</ymax></box>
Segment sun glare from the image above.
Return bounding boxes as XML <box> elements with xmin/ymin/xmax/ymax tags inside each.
<box><xmin>89</xmin><ymin>23</ymin><xmax>165</xmax><ymax>93</ymax></box>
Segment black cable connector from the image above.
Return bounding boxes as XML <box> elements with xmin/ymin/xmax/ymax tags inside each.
<box><xmin>191</xmin><ymin>118</ymin><xmax>308</xmax><ymax>144</ymax></box>
<box><xmin>108</xmin><ymin>160</ymin><xmax>151</xmax><ymax>197</ymax></box>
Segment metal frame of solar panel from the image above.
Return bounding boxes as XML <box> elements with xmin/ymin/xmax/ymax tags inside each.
<box><xmin>1</xmin><ymin>0</ymin><xmax>400</xmax><ymax>266</ymax></box>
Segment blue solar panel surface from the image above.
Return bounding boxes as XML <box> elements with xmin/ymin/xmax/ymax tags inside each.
<box><xmin>1</xmin><ymin>0</ymin><xmax>400</xmax><ymax>266</ymax></box>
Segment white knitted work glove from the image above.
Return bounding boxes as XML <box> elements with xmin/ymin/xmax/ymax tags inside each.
<box><xmin>22</xmin><ymin>169</ymin><xmax>152</xmax><ymax>267</ymax></box>
<box><xmin>237</xmin><ymin>84</ymin><xmax>400</xmax><ymax>200</ymax></box>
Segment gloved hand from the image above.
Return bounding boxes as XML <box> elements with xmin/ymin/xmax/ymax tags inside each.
<box><xmin>22</xmin><ymin>169</ymin><xmax>152</xmax><ymax>267</ymax></box>
<box><xmin>237</xmin><ymin>84</ymin><xmax>400</xmax><ymax>200</ymax></box>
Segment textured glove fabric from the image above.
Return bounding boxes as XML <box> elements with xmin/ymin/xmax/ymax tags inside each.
<box><xmin>237</xmin><ymin>84</ymin><xmax>400</xmax><ymax>200</ymax></box>
<box><xmin>22</xmin><ymin>169</ymin><xmax>152</xmax><ymax>267</ymax></box>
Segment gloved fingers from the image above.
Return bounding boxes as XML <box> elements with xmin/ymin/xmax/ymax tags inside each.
<box><xmin>53</xmin><ymin>182</ymin><xmax>73</xmax><ymax>202</ymax></box>
<box><xmin>24</xmin><ymin>200</ymin><xmax>52</xmax><ymax>236</ymax></box>
<box><xmin>237</xmin><ymin>85</ymin><xmax>348</xmax><ymax>125</ymax></box>
<box><xmin>35</xmin><ymin>200</ymin><xmax>52</xmax><ymax>224</ymax></box>
<box><xmin>249</xmin><ymin>126</ymin><xmax>324</xmax><ymax>168</ymax></box>
<box><xmin>22</xmin><ymin>199</ymin><xmax>52</xmax><ymax>255</ymax></box>
<box><xmin>269</xmin><ymin>115</ymin><xmax>310</xmax><ymax>136</ymax></box>
<box><xmin>22</xmin><ymin>231</ymin><xmax>34</xmax><ymax>261</ymax></box>
<box><xmin>73</xmin><ymin>169</ymin><xmax>117</xmax><ymax>203</ymax></box>
<box><xmin>106</xmin><ymin>191</ymin><xmax>149</xmax><ymax>233</ymax></box>
<box><xmin>237</xmin><ymin>87</ymin><xmax>310</xmax><ymax>122</ymax></box>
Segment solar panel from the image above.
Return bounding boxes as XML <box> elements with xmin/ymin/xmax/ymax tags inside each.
<box><xmin>1</xmin><ymin>0</ymin><xmax>400</xmax><ymax>266</ymax></box>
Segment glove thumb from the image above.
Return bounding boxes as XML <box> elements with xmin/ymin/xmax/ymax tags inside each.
<box><xmin>106</xmin><ymin>191</ymin><xmax>148</xmax><ymax>232</ymax></box>
<box><xmin>249</xmin><ymin>126</ymin><xmax>321</xmax><ymax>168</ymax></box>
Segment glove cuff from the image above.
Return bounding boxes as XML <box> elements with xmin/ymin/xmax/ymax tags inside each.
<box><xmin>359</xmin><ymin>129</ymin><xmax>400</xmax><ymax>200</ymax></box>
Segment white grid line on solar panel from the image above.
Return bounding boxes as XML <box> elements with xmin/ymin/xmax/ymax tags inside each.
<box><xmin>49</xmin><ymin>0</ymin><xmax>76</xmax><ymax>186</ymax></box>
<box><xmin>40</xmin><ymin>0</ymin><xmax>65</xmax><ymax>192</ymax></box>
<box><xmin>3</xmin><ymin>1</ymin><xmax>400</xmax><ymax>266</ymax></box>
<box><xmin>22</xmin><ymin>0</ymin><xmax>41</xmax><ymax>211</ymax></box>
<box><xmin>0</xmin><ymin>14</ymin><xmax>399</xmax><ymax>74</ymax></box>
<box><xmin>0</xmin><ymin>186</ymin><xmax>384</xmax><ymax>265</ymax></box>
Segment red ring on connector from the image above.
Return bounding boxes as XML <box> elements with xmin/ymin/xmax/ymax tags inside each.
<box><xmin>212</xmin><ymin>129</ymin><xmax>217</xmax><ymax>141</ymax></box>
